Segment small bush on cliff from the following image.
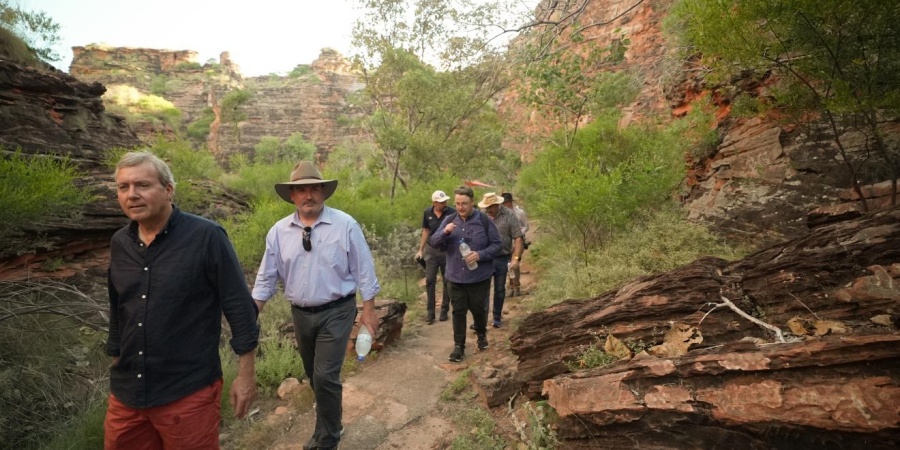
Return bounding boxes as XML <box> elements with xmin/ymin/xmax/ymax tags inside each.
<box><xmin>0</xmin><ymin>0</ymin><xmax>61</xmax><ymax>63</ymax></box>
<box><xmin>187</xmin><ymin>107</ymin><xmax>215</xmax><ymax>140</ymax></box>
<box><xmin>103</xmin><ymin>84</ymin><xmax>182</xmax><ymax>130</ymax></box>
<box><xmin>0</xmin><ymin>149</ymin><xmax>90</xmax><ymax>246</ymax></box>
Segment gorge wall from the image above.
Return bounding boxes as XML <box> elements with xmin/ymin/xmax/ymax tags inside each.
<box><xmin>500</xmin><ymin>0</ymin><xmax>899</xmax><ymax>246</ymax></box>
<box><xmin>69</xmin><ymin>45</ymin><xmax>364</xmax><ymax>160</ymax></box>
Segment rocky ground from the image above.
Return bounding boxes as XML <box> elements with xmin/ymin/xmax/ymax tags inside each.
<box><xmin>223</xmin><ymin>266</ymin><xmax>538</xmax><ymax>450</ymax></box>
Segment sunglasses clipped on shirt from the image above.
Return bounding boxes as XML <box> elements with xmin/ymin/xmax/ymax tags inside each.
<box><xmin>302</xmin><ymin>226</ymin><xmax>312</xmax><ymax>251</ymax></box>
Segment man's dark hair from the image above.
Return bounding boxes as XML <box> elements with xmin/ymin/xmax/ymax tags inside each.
<box><xmin>453</xmin><ymin>185</ymin><xmax>474</xmax><ymax>199</ymax></box>
<box><xmin>501</xmin><ymin>193</ymin><xmax>513</xmax><ymax>203</ymax></box>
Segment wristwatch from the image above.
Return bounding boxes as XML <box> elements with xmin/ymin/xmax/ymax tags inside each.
<box><xmin>513</xmin><ymin>256</ymin><xmax>520</xmax><ymax>261</ymax></box>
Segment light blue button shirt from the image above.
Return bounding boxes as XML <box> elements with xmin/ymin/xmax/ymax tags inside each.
<box><xmin>252</xmin><ymin>206</ymin><xmax>380</xmax><ymax>306</ymax></box>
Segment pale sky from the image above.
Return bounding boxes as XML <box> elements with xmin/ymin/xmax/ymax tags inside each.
<box><xmin>25</xmin><ymin>0</ymin><xmax>363</xmax><ymax>76</ymax></box>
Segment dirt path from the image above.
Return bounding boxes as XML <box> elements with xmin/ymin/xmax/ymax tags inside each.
<box><xmin>249</xmin><ymin>268</ymin><xmax>535</xmax><ymax>450</ymax></box>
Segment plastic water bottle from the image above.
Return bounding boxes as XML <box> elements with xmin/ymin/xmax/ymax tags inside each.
<box><xmin>458</xmin><ymin>240</ymin><xmax>478</xmax><ymax>270</ymax></box>
<box><xmin>508</xmin><ymin>262</ymin><xmax>516</xmax><ymax>279</ymax></box>
<box><xmin>355</xmin><ymin>325</ymin><xmax>372</xmax><ymax>362</ymax></box>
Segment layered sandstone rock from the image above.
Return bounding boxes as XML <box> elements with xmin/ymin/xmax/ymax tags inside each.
<box><xmin>510</xmin><ymin>206</ymin><xmax>900</xmax><ymax>449</ymax></box>
<box><xmin>0</xmin><ymin>59</ymin><xmax>248</xmax><ymax>280</ymax></box>
<box><xmin>69</xmin><ymin>46</ymin><xmax>364</xmax><ymax>159</ymax></box>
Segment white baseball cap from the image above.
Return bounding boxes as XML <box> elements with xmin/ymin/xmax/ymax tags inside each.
<box><xmin>431</xmin><ymin>190</ymin><xmax>450</xmax><ymax>202</ymax></box>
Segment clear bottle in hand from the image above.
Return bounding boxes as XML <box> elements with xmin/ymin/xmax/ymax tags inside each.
<box><xmin>356</xmin><ymin>325</ymin><xmax>372</xmax><ymax>362</ymax></box>
<box><xmin>458</xmin><ymin>240</ymin><xmax>478</xmax><ymax>270</ymax></box>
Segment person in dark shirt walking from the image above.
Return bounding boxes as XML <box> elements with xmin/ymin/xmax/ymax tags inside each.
<box><xmin>430</xmin><ymin>186</ymin><xmax>502</xmax><ymax>362</ymax></box>
<box><xmin>105</xmin><ymin>151</ymin><xmax>259</xmax><ymax>449</ymax></box>
<box><xmin>415</xmin><ymin>190</ymin><xmax>456</xmax><ymax>324</ymax></box>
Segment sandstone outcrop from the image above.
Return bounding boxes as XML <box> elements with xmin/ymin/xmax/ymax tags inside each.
<box><xmin>510</xmin><ymin>206</ymin><xmax>900</xmax><ymax>448</ymax></box>
<box><xmin>69</xmin><ymin>46</ymin><xmax>364</xmax><ymax>159</ymax></box>
<box><xmin>0</xmin><ymin>58</ymin><xmax>248</xmax><ymax>281</ymax></box>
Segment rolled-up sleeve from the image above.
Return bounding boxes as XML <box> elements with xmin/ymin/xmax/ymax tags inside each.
<box><xmin>252</xmin><ymin>226</ymin><xmax>281</xmax><ymax>302</ymax></box>
<box><xmin>209</xmin><ymin>227</ymin><xmax>259</xmax><ymax>355</ymax></box>
<box><xmin>349</xmin><ymin>222</ymin><xmax>381</xmax><ymax>301</ymax></box>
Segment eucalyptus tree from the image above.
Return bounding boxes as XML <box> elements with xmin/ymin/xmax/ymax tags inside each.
<box><xmin>0</xmin><ymin>0</ymin><xmax>61</xmax><ymax>63</ymax></box>
<box><xmin>674</xmin><ymin>0</ymin><xmax>900</xmax><ymax>207</ymax></box>
<box><xmin>351</xmin><ymin>0</ymin><xmax>520</xmax><ymax>199</ymax></box>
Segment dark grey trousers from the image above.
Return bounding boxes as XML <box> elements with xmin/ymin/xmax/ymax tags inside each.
<box><xmin>448</xmin><ymin>278</ymin><xmax>491</xmax><ymax>349</ymax></box>
<box><xmin>424</xmin><ymin>244</ymin><xmax>450</xmax><ymax>320</ymax></box>
<box><xmin>291</xmin><ymin>298</ymin><xmax>358</xmax><ymax>448</ymax></box>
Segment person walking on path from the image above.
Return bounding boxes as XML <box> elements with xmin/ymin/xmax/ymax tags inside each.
<box><xmin>430</xmin><ymin>186</ymin><xmax>502</xmax><ymax>362</ymax></box>
<box><xmin>478</xmin><ymin>193</ymin><xmax>524</xmax><ymax>327</ymax></box>
<box><xmin>502</xmin><ymin>192</ymin><xmax>528</xmax><ymax>297</ymax></box>
<box><xmin>415</xmin><ymin>190</ymin><xmax>456</xmax><ymax>324</ymax></box>
<box><xmin>253</xmin><ymin>161</ymin><xmax>381</xmax><ymax>450</ymax></box>
<box><xmin>105</xmin><ymin>151</ymin><xmax>259</xmax><ymax>449</ymax></box>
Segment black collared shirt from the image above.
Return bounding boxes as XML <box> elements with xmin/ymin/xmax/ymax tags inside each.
<box><xmin>422</xmin><ymin>205</ymin><xmax>456</xmax><ymax>239</ymax></box>
<box><xmin>106</xmin><ymin>206</ymin><xmax>259</xmax><ymax>409</ymax></box>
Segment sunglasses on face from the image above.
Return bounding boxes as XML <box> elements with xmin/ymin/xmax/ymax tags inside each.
<box><xmin>302</xmin><ymin>226</ymin><xmax>312</xmax><ymax>251</ymax></box>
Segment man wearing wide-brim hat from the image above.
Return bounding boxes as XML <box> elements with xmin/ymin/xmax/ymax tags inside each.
<box><xmin>477</xmin><ymin>192</ymin><xmax>524</xmax><ymax>328</ymax></box>
<box><xmin>253</xmin><ymin>161</ymin><xmax>380</xmax><ymax>450</ymax></box>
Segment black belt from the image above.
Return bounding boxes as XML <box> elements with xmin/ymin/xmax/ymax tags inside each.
<box><xmin>292</xmin><ymin>293</ymin><xmax>356</xmax><ymax>313</ymax></box>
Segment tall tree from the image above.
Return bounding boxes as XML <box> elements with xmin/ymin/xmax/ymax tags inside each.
<box><xmin>352</xmin><ymin>0</ymin><xmax>513</xmax><ymax>199</ymax></box>
<box><xmin>675</xmin><ymin>0</ymin><xmax>900</xmax><ymax>207</ymax></box>
<box><xmin>0</xmin><ymin>0</ymin><xmax>61</xmax><ymax>63</ymax></box>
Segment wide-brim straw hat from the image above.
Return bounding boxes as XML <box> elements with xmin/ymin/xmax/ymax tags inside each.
<box><xmin>478</xmin><ymin>192</ymin><xmax>504</xmax><ymax>209</ymax></box>
<box><xmin>274</xmin><ymin>161</ymin><xmax>338</xmax><ymax>203</ymax></box>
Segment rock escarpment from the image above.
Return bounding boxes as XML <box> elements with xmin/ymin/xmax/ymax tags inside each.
<box><xmin>510</xmin><ymin>207</ymin><xmax>900</xmax><ymax>449</ymax></box>
<box><xmin>0</xmin><ymin>58</ymin><xmax>247</xmax><ymax>281</ymax></box>
<box><xmin>501</xmin><ymin>0</ymin><xmax>899</xmax><ymax>244</ymax></box>
<box><xmin>69</xmin><ymin>46</ymin><xmax>364</xmax><ymax>159</ymax></box>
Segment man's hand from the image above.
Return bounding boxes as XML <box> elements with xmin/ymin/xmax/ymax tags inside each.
<box><xmin>510</xmin><ymin>260</ymin><xmax>520</xmax><ymax>272</ymax></box>
<box><xmin>444</xmin><ymin>222</ymin><xmax>457</xmax><ymax>234</ymax></box>
<box><xmin>464</xmin><ymin>251</ymin><xmax>480</xmax><ymax>266</ymax></box>
<box><xmin>230</xmin><ymin>352</ymin><xmax>257</xmax><ymax>419</ymax></box>
<box><xmin>361</xmin><ymin>300</ymin><xmax>378</xmax><ymax>341</ymax></box>
<box><xmin>414</xmin><ymin>251</ymin><xmax>423</xmax><ymax>261</ymax></box>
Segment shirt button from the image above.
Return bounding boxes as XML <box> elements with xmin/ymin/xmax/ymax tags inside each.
<box><xmin>144</xmin><ymin>267</ymin><xmax>148</xmax><ymax>271</ymax></box>
<box><xmin>137</xmin><ymin>374</ymin><xmax>142</xmax><ymax>378</ymax></box>
<box><xmin>142</xmin><ymin>295</ymin><xmax>146</xmax><ymax>299</ymax></box>
<box><xmin>138</xmin><ymin>323</ymin><xmax>143</xmax><ymax>327</ymax></box>
<box><xmin>139</xmin><ymin>351</ymin><xmax>143</xmax><ymax>355</ymax></box>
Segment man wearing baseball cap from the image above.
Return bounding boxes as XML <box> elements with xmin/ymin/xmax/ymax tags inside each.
<box><xmin>415</xmin><ymin>190</ymin><xmax>456</xmax><ymax>323</ymax></box>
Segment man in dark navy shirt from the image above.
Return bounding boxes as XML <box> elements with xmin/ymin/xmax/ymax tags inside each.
<box><xmin>414</xmin><ymin>190</ymin><xmax>456</xmax><ymax>324</ymax></box>
<box><xmin>105</xmin><ymin>151</ymin><xmax>259</xmax><ymax>449</ymax></box>
<box><xmin>430</xmin><ymin>186</ymin><xmax>502</xmax><ymax>362</ymax></box>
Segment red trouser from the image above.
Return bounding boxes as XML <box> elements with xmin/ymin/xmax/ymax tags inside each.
<box><xmin>104</xmin><ymin>379</ymin><xmax>223</xmax><ymax>450</ymax></box>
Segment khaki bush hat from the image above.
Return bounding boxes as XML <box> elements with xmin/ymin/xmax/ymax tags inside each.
<box><xmin>274</xmin><ymin>161</ymin><xmax>338</xmax><ymax>203</ymax></box>
<box><xmin>478</xmin><ymin>192</ymin><xmax>504</xmax><ymax>209</ymax></box>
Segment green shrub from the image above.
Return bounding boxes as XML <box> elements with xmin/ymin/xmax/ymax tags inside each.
<box><xmin>441</xmin><ymin>368</ymin><xmax>473</xmax><ymax>401</ymax></box>
<box><xmin>524</xmin><ymin>205</ymin><xmax>745</xmax><ymax>312</ymax></box>
<box><xmin>289</xmin><ymin>64</ymin><xmax>313</xmax><ymax>78</ymax></box>
<box><xmin>222</xmin><ymin>197</ymin><xmax>294</xmax><ymax>269</ymax></box>
<box><xmin>255</xmin><ymin>335</ymin><xmax>305</xmax><ymax>394</ymax></box>
<box><xmin>0</xmin><ymin>150</ymin><xmax>90</xmax><ymax>244</ymax></box>
<box><xmin>41</xmin><ymin>397</ymin><xmax>106</xmax><ymax>450</ymax></box>
<box><xmin>221</xmin><ymin>89</ymin><xmax>251</xmax><ymax>123</ymax></box>
<box><xmin>187</xmin><ymin>107</ymin><xmax>215</xmax><ymax>140</ymax></box>
<box><xmin>0</xmin><ymin>280</ymin><xmax>108</xmax><ymax>449</ymax></box>
<box><xmin>252</xmin><ymin>132</ymin><xmax>316</xmax><ymax>165</ymax></box>
<box><xmin>174</xmin><ymin>61</ymin><xmax>202</xmax><ymax>71</ymax></box>
<box><xmin>565</xmin><ymin>342</ymin><xmax>618</xmax><ymax>371</ymax></box>
<box><xmin>451</xmin><ymin>407</ymin><xmax>506</xmax><ymax>450</ymax></box>
<box><xmin>150</xmin><ymin>75</ymin><xmax>168</xmax><ymax>95</ymax></box>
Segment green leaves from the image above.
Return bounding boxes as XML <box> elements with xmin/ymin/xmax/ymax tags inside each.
<box><xmin>0</xmin><ymin>1</ymin><xmax>61</xmax><ymax>63</ymax></box>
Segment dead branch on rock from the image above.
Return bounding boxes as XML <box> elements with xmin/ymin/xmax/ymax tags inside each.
<box><xmin>701</xmin><ymin>296</ymin><xmax>786</xmax><ymax>343</ymax></box>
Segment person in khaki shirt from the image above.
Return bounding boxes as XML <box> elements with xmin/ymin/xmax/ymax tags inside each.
<box><xmin>478</xmin><ymin>193</ymin><xmax>524</xmax><ymax>328</ymax></box>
